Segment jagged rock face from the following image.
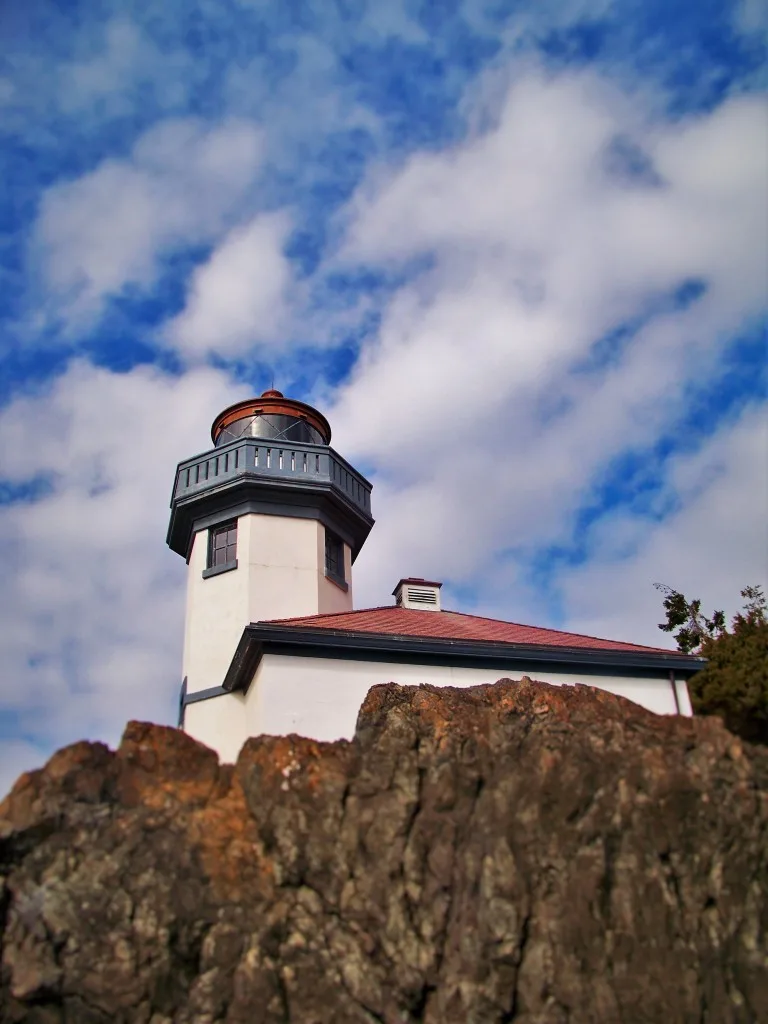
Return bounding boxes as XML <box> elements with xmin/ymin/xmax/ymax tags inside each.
<box><xmin>1</xmin><ymin>679</ymin><xmax>766</xmax><ymax>1024</ymax></box>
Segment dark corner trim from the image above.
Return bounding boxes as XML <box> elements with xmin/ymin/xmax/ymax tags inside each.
<box><xmin>182</xmin><ymin>684</ymin><xmax>230</xmax><ymax>706</ymax></box>
<box><xmin>202</xmin><ymin>559</ymin><xmax>238</xmax><ymax>579</ymax></box>
<box><xmin>670</xmin><ymin>670</ymin><xmax>681</xmax><ymax>715</ymax></box>
<box><xmin>178</xmin><ymin>677</ymin><xmax>187</xmax><ymax>728</ymax></box>
<box><xmin>325</xmin><ymin>570</ymin><xmax>349</xmax><ymax>592</ymax></box>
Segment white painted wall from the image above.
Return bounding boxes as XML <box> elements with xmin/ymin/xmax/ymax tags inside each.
<box><xmin>182</xmin><ymin>526</ymin><xmax>250</xmax><ymax>696</ymax></box>
<box><xmin>182</xmin><ymin>652</ymin><xmax>694</xmax><ymax>762</ymax></box>
<box><xmin>184</xmin><ymin>689</ymin><xmax>247</xmax><ymax>765</ymax></box>
<box><xmin>182</xmin><ymin>513</ymin><xmax>352</xmax><ymax>694</ymax></box>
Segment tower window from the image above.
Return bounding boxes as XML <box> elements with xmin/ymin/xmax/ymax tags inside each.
<box><xmin>325</xmin><ymin>529</ymin><xmax>347</xmax><ymax>589</ymax></box>
<box><xmin>202</xmin><ymin>520</ymin><xmax>238</xmax><ymax>578</ymax></box>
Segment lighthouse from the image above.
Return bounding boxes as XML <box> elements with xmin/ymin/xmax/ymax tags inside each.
<box><xmin>167</xmin><ymin>388</ymin><xmax>374</xmax><ymax>726</ymax></box>
<box><xmin>167</xmin><ymin>389</ymin><xmax>699</xmax><ymax>764</ymax></box>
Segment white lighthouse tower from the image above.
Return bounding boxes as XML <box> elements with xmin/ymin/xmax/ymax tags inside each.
<box><xmin>167</xmin><ymin>388</ymin><xmax>374</xmax><ymax>749</ymax></box>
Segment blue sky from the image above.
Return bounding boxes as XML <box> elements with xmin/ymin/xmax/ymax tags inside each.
<box><xmin>1</xmin><ymin>0</ymin><xmax>766</xmax><ymax>792</ymax></box>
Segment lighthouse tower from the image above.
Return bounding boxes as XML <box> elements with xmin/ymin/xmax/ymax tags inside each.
<box><xmin>167</xmin><ymin>389</ymin><xmax>374</xmax><ymax>712</ymax></box>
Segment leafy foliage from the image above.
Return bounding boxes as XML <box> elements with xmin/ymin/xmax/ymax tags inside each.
<box><xmin>653</xmin><ymin>582</ymin><xmax>726</xmax><ymax>653</ymax></box>
<box><xmin>655</xmin><ymin>584</ymin><xmax>768</xmax><ymax>744</ymax></box>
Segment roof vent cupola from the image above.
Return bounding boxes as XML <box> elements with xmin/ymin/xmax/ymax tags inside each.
<box><xmin>394</xmin><ymin>578</ymin><xmax>442</xmax><ymax>612</ymax></box>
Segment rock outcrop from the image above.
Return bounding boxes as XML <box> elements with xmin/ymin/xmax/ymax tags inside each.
<box><xmin>1</xmin><ymin>678</ymin><xmax>766</xmax><ymax>1023</ymax></box>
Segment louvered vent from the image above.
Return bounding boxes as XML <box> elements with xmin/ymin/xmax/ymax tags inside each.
<box><xmin>393</xmin><ymin>577</ymin><xmax>442</xmax><ymax>611</ymax></box>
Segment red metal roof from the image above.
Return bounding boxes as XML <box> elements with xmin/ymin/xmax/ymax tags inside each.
<box><xmin>266</xmin><ymin>605</ymin><xmax>684</xmax><ymax>655</ymax></box>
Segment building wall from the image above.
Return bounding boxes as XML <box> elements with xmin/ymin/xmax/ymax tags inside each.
<box><xmin>182</xmin><ymin>652</ymin><xmax>693</xmax><ymax>761</ymax></box>
<box><xmin>244</xmin><ymin>515</ymin><xmax>331</xmax><ymax>623</ymax></box>
<box><xmin>182</xmin><ymin>526</ymin><xmax>250</xmax><ymax>696</ymax></box>
<box><xmin>184</xmin><ymin>689</ymin><xmax>247</xmax><ymax>765</ymax></box>
<box><xmin>182</xmin><ymin>513</ymin><xmax>353</xmax><ymax>694</ymax></box>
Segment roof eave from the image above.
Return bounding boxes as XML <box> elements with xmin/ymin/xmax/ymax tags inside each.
<box><xmin>222</xmin><ymin>623</ymin><xmax>706</xmax><ymax>694</ymax></box>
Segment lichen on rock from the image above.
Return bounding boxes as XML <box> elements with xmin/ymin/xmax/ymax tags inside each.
<box><xmin>1</xmin><ymin>678</ymin><xmax>766</xmax><ymax>1023</ymax></box>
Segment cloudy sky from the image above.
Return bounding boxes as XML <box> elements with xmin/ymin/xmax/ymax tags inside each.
<box><xmin>1</xmin><ymin>0</ymin><xmax>766</xmax><ymax>793</ymax></box>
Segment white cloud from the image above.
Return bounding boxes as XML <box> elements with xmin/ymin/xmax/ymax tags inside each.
<box><xmin>359</xmin><ymin>0</ymin><xmax>429</xmax><ymax>44</ymax></box>
<box><xmin>165</xmin><ymin>212</ymin><xmax>293</xmax><ymax>358</ymax></box>
<box><xmin>0</xmin><ymin>361</ymin><xmax>245</xmax><ymax>789</ymax></box>
<box><xmin>0</xmin><ymin>14</ymin><xmax>197</xmax><ymax>139</ymax></box>
<box><xmin>733</xmin><ymin>0</ymin><xmax>768</xmax><ymax>36</ymax></box>
<box><xmin>331</xmin><ymin>69</ymin><xmax>767</xmax><ymax>619</ymax></box>
<box><xmin>31</xmin><ymin>117</ymin><xmax>265</xmax><ymax>329</ymax></box>
<box><xmin>557</xmin><ymin>406</ymin><xmax>768</xmax><ymax>647</ymax></box>
<box><xmin>223</xmin><ymin>32</ymin><xmax>382</xmax><ymax>172</ymax></box>
<box><xmin>58</xmin><ymin>18</ymin><xmax>191</xmax><ymax>116</ymax></box>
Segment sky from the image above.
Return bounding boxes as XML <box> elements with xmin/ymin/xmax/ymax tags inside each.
<box><xmin>1</xmin><ymin>0</ymin><xmax>766</xmax><ymax>794</ymax></box>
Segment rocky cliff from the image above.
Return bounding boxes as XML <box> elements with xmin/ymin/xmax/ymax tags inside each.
<box><xmin>1</xmin><ymin>678</ymin><xmax>766</xmax><ymax>1024</ymax></box>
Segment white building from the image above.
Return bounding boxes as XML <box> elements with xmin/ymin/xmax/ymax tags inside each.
<box><xmin>167</xmin><ymin>389</ymin><xmax>703</xmax><ymax>763</ymax></box>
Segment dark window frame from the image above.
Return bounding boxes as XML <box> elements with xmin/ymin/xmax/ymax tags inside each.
<box><xmin>202</xmin><ymin>520</ymin><xmax>238</xmax><ymax>578</ymax></box>
<box><xmin>324</xmin><ymin>528</ymin><xmax>348</xmax><ymax>591</ymax></box>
